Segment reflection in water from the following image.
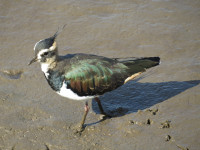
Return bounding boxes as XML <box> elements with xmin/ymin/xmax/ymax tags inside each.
<box><xmin>92</xmin><ymin>80</ymin><xmax>200</xmax><ymax>116</ymax></box>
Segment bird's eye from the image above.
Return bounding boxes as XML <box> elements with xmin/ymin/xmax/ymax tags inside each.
<box><xmin>43</xmin><ymin>52</ymin><xmax>49</xmax><ymax>56</ymax></box>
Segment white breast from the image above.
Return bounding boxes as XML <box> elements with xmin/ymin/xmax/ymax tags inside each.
<box><xmin>41</xmin><ymin>63</ymin><xmax>50</xmax><ymax>78</ymax></box>
<box><xmin>57</xmin><ymin>82</ymin><xmax>95</xmax><ymax>101</ymax></box>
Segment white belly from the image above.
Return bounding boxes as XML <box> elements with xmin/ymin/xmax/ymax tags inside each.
<box><xmin>57</xmin><ymin>82</ymin><xmax>95</xmax><ymax>101</ymax></box>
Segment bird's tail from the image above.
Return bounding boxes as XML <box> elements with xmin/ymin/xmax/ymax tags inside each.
<box><xmin>116</xmin><ymin>57</ymin><xmax>160</xmax><ymax>74</ymax></box>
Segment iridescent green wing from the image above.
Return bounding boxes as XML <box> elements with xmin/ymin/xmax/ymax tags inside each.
<box><xmin>65</xmin><ymin>57</ymin><xmax>128</xmax><ymax>96</ymax></box>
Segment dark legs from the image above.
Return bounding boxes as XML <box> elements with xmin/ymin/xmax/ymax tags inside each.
<box><xmin>95</xmin><ymin>97</ymin><xmax>111</xmax><ymax>117</ymax></box>
<box><xmin>94</xmin><ymin>97</ymin><xmax>106</xmax><ymax>115</ymax></box>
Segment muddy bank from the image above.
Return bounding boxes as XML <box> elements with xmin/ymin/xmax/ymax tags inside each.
<box><xmin>0</xmin><ymin>0</ymin><xmax>200</xmax><ymax>149</ymax></box>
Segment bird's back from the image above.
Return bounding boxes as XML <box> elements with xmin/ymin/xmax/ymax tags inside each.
<box><xmin>46</xmin><ymin>54</ymin><xmax>160</xmax><ymax>97</ymax></box>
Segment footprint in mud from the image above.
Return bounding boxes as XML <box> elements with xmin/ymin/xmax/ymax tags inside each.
<box><xmin>0</xmin><ymin>70</ymin><xmax>23</xmax><ymax>79</ymax></box>
<box><xmin>165</xmin><ymin>134</ymin><xmax>172</xmax><ymax>141</ymax></box>
<box><xmin>146</xmin><ymin>118</ymin><xmax>153</xmax><ymax>125</ymax></box>
<box><xmin>165</xmin><ymin>135</ymin><xmax>189</xmax><ymax>150</ymax></box>
<box><xmin>129</xmin><ymin>118</ymin><xmax>153</xmax><ymax>126</ymax></box>
<box><xmin>145</xmin><ymin>108</ymin><xmax>158</xmax><ymax>115</ymax></box>
<box><xmin>160</xmin><ymin>120</ymin><xmax>171</xmax><ymax>129</ymax></box>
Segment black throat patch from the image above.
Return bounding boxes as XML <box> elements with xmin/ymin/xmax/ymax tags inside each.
<box><xmin>44</xmin><ymin>69</ymin><xmax>64</xmax><ymax>92</ymax></box>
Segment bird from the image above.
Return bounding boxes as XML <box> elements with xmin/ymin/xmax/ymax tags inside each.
<box><xmin>29</xmin><ymin>27</ymin><xmax>160</xmax><ymax>131</ymax></box>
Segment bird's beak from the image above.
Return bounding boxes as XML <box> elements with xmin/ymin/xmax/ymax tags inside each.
<box><xmin>28</xmin><ymin>57</ymin><xmax>38</xmax><ymax>65</ymax></box>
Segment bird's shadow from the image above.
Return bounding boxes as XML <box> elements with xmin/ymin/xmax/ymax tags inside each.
<box><xmin>86</xmin><ymin>79</ymin><xmax>200</xmax><ymax>126</ymax></box>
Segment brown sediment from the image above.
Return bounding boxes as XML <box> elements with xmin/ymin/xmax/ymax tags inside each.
<box><xmin>0</xmin><ymin>0</ymin><xmax>199</xmax><ymax>149</ymax></box>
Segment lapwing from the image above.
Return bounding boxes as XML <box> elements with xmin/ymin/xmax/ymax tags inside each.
<box><xmin>29</xmin><ymin>28</ymin><xmax>160</xmax><ymax>131</ymax></box>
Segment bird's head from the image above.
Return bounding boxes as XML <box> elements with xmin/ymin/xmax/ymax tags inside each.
<box><xmin>28</xmin><ymin>32</ymin><xmax>58</xmax><ymax>65</ymax></box>
<box><xmin>28</xmin><ymin>25</ymin><xmax>66</xmax><ymax>65</ymax></box>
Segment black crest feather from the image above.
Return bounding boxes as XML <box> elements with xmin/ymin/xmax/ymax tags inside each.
<box><xmin>34</xmin><ymin>24</ymin><xmax>67</xmax><ymax>54</ymax></box>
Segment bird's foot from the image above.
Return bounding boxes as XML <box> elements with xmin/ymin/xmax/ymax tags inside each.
<box><xmin>72</xmin><ymin>101</ymin><xmax>90</xmax><ymax>135</ymax></box>
<box><xmin>72</xmin><ymin>123</ymin><xmax>86</xmax><ymax>135</ymax></box>
<box><xmin>99</xmin><ymin>113</ymin><xmax>112</xmax><ymax>120</ymax></box>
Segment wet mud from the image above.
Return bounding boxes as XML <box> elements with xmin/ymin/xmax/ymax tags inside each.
<box><xmin>0</xmin><ymin>0</ymin><xmax>200</xmax><ymax>150</ymax></box>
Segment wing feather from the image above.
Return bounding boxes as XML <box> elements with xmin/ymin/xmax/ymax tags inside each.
<box><xmin>65</xmin><ymin>58</ymin><xmax>128</xmax><ymax>96</ymax></box>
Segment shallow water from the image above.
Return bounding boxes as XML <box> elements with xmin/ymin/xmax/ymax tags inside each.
<box><xmin>0</xmin><ymin>0</ymin><xmax>200</xmax><ymax>149</ymax></box>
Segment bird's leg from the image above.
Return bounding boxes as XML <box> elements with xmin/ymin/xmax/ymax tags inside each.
<box><xmin>94</xmin><ymin>97</ymin><xmax>111</xmax><ymax>118</ymax></box>
<box><xmin>79</xmin><ymin>101</ymin><xmax>90</xmax><ymax>129</ymax></box>
<box><xmin>94</xmin><ymin>97</ymin><xmax>106</xmax><ymax>115</ymax></box>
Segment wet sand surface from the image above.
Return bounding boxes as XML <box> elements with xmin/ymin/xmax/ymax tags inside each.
<box><xmin>0</xmin><ymin>0</ymin><xmax>200</xmax><ymax>149</ymax></box>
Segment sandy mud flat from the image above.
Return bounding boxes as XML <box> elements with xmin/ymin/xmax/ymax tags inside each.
<box><xmin>0</xmin><ymin>0</ymin><xmax>200</xmax><ymax>149</ymax></box>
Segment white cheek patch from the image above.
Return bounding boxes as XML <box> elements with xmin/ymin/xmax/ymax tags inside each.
<box><xmin>37</xmin><ymin>49</ymin><xmax>49</xmax><ymax>59</ymax></box>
